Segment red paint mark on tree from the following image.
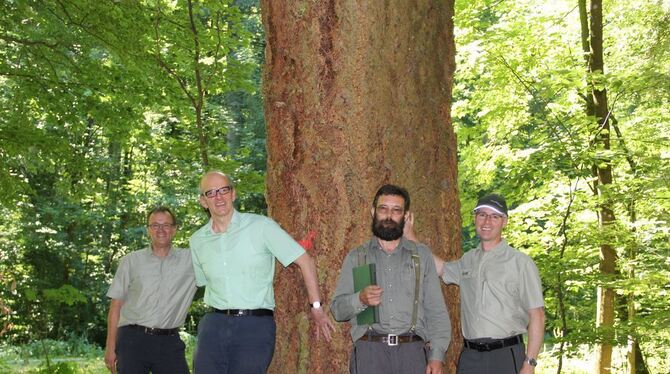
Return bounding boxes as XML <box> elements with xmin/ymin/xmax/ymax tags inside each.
<box><xmin>297</xmin><ymin>230</ymin><xmax>317</xmax><ymax>252</ymax></box>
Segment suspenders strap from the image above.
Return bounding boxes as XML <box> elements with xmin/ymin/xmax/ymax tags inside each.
<box><xmin>356</xmin><ymin>239</ymin><xmax>422</xmax><ymax>333</ymax></box>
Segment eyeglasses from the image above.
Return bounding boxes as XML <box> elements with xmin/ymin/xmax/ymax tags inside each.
<box><xmin>474</xmin><ymin>212</ymin><xmax>505</xmax><ymax>222</ymax></box>
<box><xmin>202</xmin><ymin>186</ymin><xmax>233</xmax><ymax>198</ymax></box>
<box><xmin>148</xmin><ymin>223</ymin><xmax>175</xmax><ymax>230</ymax></box>
<box><xmin>376</xmin><ymin>205</ymin><xmax>405</xmax><ymax>216</ymax></box>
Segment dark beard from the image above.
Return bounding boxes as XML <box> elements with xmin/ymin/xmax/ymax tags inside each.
<box><xmin>372</xmin><ymin>215</ymin><xmax>405</xmax><ymax>241</ymax></box>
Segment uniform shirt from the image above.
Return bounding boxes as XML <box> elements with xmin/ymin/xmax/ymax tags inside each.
<box><xmin>331</xmin><ymin>238</ymin><xmax>452</xmax><ymax>362</ymax></box>
<box><xmin>189</xmin><ymin>210</ymin><xmax>305</xmax><ymax>310</ymax></box>
<box><xmin>442</xmin><ymin>239</ymin><xmax>544</xmax><ymax>340</ymax></box>
<box><xmin>107</xmin><ymin>247</ymin><xmax>197</xmax><ymax>329</ymax></box>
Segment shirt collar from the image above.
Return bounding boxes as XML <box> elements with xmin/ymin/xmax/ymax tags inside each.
<box><xmin>475</xmin><ymin>238</ymin><xmax>509</xmax><ymax>256</ymax></box>
<box><xmin>206</xmin><ymin>209</ymin><xmax>240</xmax><ymax>234</ymax></box>
<box><xmin>371</xmin><ymin>236</ymin><xmax>412</xmax><ymax>254</ymax></box>
<box><xmin>145</xmin><ymin>246</ymin><xmax>175</xmax><ymax>258</ymax></box>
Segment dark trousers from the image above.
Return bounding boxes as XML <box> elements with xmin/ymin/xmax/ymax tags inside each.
<box><xmin>193</xmin><ymin>312</ymin><xmax>276</xmax><ymax>374</ymax></box>
<box><xmin>116</xmin><ymin>326</ymin><xmax>189</xmax><ymax>374</ymax></box>
<box><xmin>349</xmin><ymin>340</ymin><xmax>428</xmax><ymax>374</ymax></box>
<box><xmin>457</xmin><ymin>338</ymin><xmax>526</xmax><ymax>374</ymax></box>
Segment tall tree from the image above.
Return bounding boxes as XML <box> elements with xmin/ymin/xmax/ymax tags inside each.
<box><xmin>581</xmin><ymin>1</ymin><xmax>617</xmax><ymax>372</ymax></box>
<box><xmin>451</xmin><ymin>0</ymin><xmax>669</xmax><ymax>372</ymax></box>
<box><xmin>261</xmin><ymin>1</ymin><xmax>461</xmax><ymax>372</ymax></box>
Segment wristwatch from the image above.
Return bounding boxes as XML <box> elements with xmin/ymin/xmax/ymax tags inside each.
<box><xmin>310</xmin><ymin>301</ymin><xmax>322</xmax><ymax>309</ymax></box>
<box><xmin>526</xmin><ymin>357</ymin><xmax>538</xmax><ymax>367</ymax></box>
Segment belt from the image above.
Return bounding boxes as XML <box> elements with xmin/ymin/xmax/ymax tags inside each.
<box><xmin>213</xmin><ymin>308</ymin><xmax>274</xmax><ymax>317</ymax></box>
<box><xmin>359</xmin><ymin>333</ymin><xmax>424</xmax><ymax>346</ymax></box>
<box><xmin>463</xmin><ymin>334</ymin><xmax>523</xmax><ymax>352</ymax></box>
<box><xmin>126</xmin><ymin>324</ymin><xmax>179</xmax><ymax>336</ymax></box>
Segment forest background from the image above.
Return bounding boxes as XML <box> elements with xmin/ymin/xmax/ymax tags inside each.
<box><xmin>0</xmin><ymin>0</ymin><xmax>668</xmax><ymax>373</ymax></box>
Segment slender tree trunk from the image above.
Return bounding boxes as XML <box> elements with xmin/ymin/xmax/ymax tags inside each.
<box><xmin>262</xmin><ymin>1</ymin><xmax>460</xmax><ymax>372</ymax></box>
<box><xmin>554</xmin><ymin>183</ymin><xmax>577</xmax><ymax>374</ymax></box>
<box><xmin>153</xmin><ymin>0</ymin><xmax>210</xmax><ymax>168</ymax></box>
<box><xmin>624</xmin><ymin>203</ymin><xmax>648</xmax><ymax>374</ymax></box>
<box><xmin>584</xmin><ymin>1</ymin><xmax>618</xmax><ymax>372</ymax></box>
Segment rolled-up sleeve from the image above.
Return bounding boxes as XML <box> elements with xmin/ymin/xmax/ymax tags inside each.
<box><xmin>441</xmin><ymin>259</ymin><xmax>462</xmax><ymax>285</ymax></box>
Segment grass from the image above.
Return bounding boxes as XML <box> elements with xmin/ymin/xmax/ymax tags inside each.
<box><xmin>0</xmin><ymin>333</ymin><xmax>196</xmax><ymax>374</ymax></box>
<box><xmin>1</xmin><ymin>336</ymin><xmax>668</xmax><ymax>373</ymax></box>
<box><xmin>536</xmin><ymin>343</ymin><xmax>670</xmax><ymax>374</ymax></box>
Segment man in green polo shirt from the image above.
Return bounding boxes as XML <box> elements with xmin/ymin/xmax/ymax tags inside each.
<box><xmin>190</xmin><ymin>171</ymin><xmax>334</xmax><ymax>374</ymax></box>
<box><xmin>105</xmin><ymin>206</ymin><xmax>196</xmax><ymax>374</ymax></box>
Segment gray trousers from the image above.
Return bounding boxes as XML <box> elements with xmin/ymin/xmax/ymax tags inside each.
<box><xmin>349</xmin><ymin>340</ymin><xmax>428</xmax><ymax>374</ymax></box>
<box><xmin>457</xmin><ymin>340</ymin><xmax>526</xmax><ymax>374</ymax></box>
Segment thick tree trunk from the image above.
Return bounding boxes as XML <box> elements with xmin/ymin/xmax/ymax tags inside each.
<box><xmin>262</xmin><ymin>1</ymin><xmax>460</xmax><ymax>372</ymax></box>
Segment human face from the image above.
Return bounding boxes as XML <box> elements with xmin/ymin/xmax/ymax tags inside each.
<box><xmin>199</xmin><ymin>172</ymin><xmax>236</xmax><ymax>219</ymax></box>
<box><xmin>147</xmin><ymin>211</ymin><xmax>177</xmax><ymax>249</ymax></box>
<box><xmin>474</xmin><ymin>207</ymin><xmax>507</xmax><ymax>248</ymax></box>
<box><xmin>371</xmin><ymin>194</ymin><xmax>406</xmax><ymax>241</ymax></box>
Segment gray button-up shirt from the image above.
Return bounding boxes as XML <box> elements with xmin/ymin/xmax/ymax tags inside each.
<box><xmin>331</xmin><ymin>238</ymin><xmax>451</xmax><ymax>362</ymax></box>
<box><xmin>442</xmin><ymin>239</ymin><xmax>544</xmax><ymax>339</ymax></box>
<box><xmin>107</xmin><ymin>247</ymin><xmax>197</xmax><ymax>329</ymax></box>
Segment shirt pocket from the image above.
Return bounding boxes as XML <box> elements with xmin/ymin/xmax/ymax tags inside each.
<box><xmin>483</xmin><ymin>266</ymin><xmax>519</xmax><ymax>299</ymax></box>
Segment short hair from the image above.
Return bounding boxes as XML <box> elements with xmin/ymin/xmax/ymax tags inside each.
<box><xmin>199</xmin><ymin>171</ymin><xmax>235</xmax><ymax>194</ymax></box>
<box><xmin>372</xmin><ymin>184</ymin><xmax>411</xmax><ymax>211</ymax></box>
<box><xmin>147</xmin><ymin>206</ymin><xmax>177</xmax><ymax>226</ymax></box>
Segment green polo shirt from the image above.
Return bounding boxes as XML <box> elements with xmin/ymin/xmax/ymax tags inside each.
<box><xmin>107</xmin><ymin>247</ymin><xmax>197</xmax><ymax>329</ymax></box>
<box><xmin>441</xmin><ymin>239</ymin><xmax>544</xmax><ymax>340</ymax></box>
<box><xmin>190</xmin><ymin>210</ymin><xmax>305</xmax><ymax>310</ymax></box>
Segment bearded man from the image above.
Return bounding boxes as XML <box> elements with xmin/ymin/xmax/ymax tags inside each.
<box><xmin>331</xmin><ymin>184</ymin><xmax>451</xmax><ymax>374</ymax></box>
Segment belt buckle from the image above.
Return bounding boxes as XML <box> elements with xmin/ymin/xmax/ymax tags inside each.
<box><xmin>236</xmin><ymin>310</ymin><xmax>245</xmax><ymax>316</ymax></box>
<box><xmin>385</xmin><ymin>334</ymin><xmax>398</xmax><ymax>346</ymax></box>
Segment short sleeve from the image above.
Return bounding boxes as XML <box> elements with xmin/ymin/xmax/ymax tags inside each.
<box><xmin>106</xmin><ymin>256</ymin><xmax>130</xmax><ymax>300</ymax></box>
<box><xmin>261</xmin><ymin>218</ymin><xmax>305</xmax><ymax>267</ymax></box>
<box><xmin>189</xmin><ymin>246</ymin><xmax>208</xmax><ymax>287</ymax></box>
<box><xmin>441</xmin><ymin>259</ymin><xmax>462</xmax><ymax>285</ymax></box>
<box><xmin>518</xmin><ymin>258</ymin><xmax>544</xmax><ymax>310</ymax></box>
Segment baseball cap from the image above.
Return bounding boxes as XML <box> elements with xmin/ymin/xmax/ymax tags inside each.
<box><xmin>473</xmin><ymin>194</ymin><xmax>508</xmax><ymax>216</ymax></box>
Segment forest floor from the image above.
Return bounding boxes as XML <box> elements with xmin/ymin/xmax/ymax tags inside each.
<box><xmin>1</xmin><ymin>341</ymin><xmax>667</xmax><ymax>373</ymax></box>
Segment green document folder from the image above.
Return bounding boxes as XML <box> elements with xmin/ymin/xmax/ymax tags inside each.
<box><xmin>353</xmin><ymin>263</ymin><xmax>380</xmax><ymax>325</ymax></box>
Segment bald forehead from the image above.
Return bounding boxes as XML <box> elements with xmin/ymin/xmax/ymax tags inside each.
<box><xmin>199</xmin><ymin>171</ymin><xmax>231</xmax><ymax>192</ymax></box>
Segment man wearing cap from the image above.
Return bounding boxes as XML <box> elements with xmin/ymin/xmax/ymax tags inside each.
<box><xmin>331</xmin><ymin>184</ymin><xmax>451</xmax><ymax>374</ymax></box>
<box><xmin>417</xmin><ymin>194</ymin><xmax>545</xmax><ymax>373</ymax></box>
<box><xmin>190</xmin><ymin>171</ymin><xmax>334</xmax><ymax>374</ymax></box>
<box><xmin>105</xmin><ymin>206</ymin><xmax>197</xmax><ymax>374</ymax></box>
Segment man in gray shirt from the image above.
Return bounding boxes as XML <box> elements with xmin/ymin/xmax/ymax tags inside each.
<box><xmin>410</xmin><ymin>194</ymin><xmax>545</xmax><ymax>374</ymax></box>
<box><xmin>331</xmin><ymin>184</ymin><xmax>451</xmax><ymax>374</ymax></box>
<box><xmin>104</xmin><ymin>206</ymin><xmax>197</xmax><ymax>374</ymax></box>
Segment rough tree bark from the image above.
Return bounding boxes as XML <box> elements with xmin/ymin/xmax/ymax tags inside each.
<box><xmin>261</xmin><ymin>1</ymin><xmax>461</xmax><ymax>373</ymax></box>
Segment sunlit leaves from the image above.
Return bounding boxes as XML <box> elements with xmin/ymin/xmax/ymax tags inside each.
<box><xmin>455</xmin><ymin>0</ymin><xmax>670</xmax><ymax>368</ymax></box>
<box><xmin>0</xmin><ymin>0</ymin><xmax>265</xmax><ymax>345</ymax></box>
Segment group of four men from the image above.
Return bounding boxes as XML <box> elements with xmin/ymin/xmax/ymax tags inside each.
<box><xmin>105</xmin><ymin>171</ymin><xmax>545</xmax><ymax>374</ymax></box>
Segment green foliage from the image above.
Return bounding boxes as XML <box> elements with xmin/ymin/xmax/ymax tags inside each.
<box><xmin>454</xmin><ymin>0</ymin><xmax>670</xmax><ymax>371</ymax></box>
<box><xmin>0</xmin><ymin>0</ymin><xmax>266</xmax><ymax>347</ymax></box>
<box><xmin>42</xmin><ymin>285</ymin><xmax>87</xmax><ymax>307</ymax></box>
<box><xmin>0</xmin><ymin>335</ymin><xmax>106</xmax><ymax>373</ymax></box>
